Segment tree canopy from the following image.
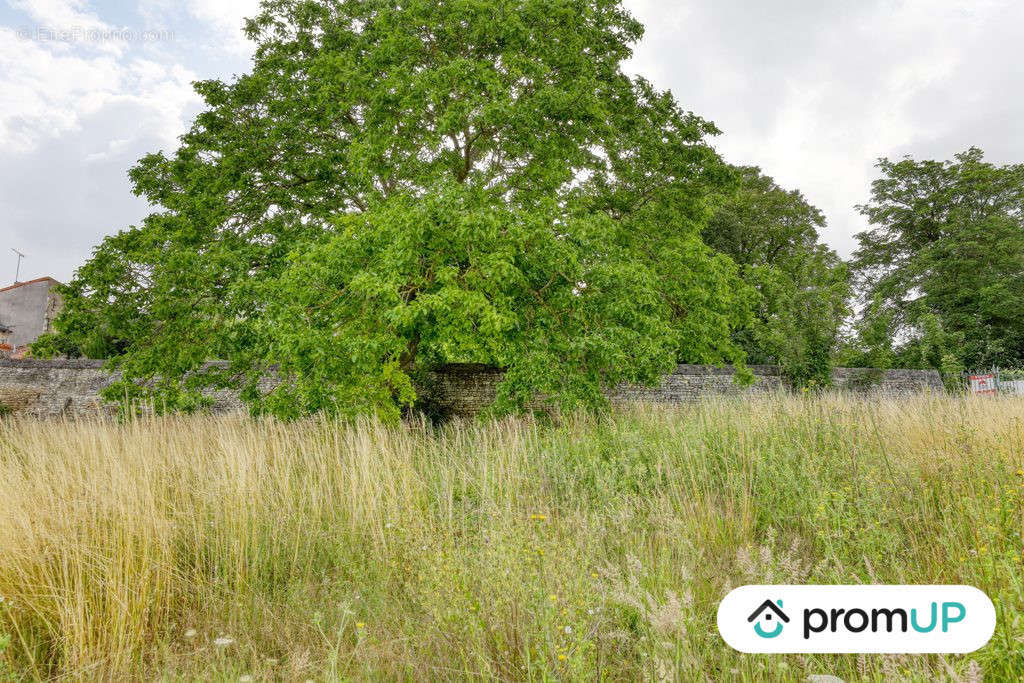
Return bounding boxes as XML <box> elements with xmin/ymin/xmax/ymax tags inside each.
<box><xmin>37</xmin><ymin>0</ymin><xmax>754</xmax><ymax>418</ymax></box>
<box><xmin>703</xmin><ymin>166</ymin><xmax>849</xmax><ymax>385</ymax></box>
<box><xmin>851</xmin><ymin>148</ymin><xmax>1024</xmax><ymax>371</ymax></box>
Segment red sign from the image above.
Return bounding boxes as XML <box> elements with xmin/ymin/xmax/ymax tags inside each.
<box><xmin>969</xmin><ymin>374</ymin><xmax>997</xmax><ymax>395</ymax></box>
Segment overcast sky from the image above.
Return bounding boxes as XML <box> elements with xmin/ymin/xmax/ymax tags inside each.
<box><xmin>2</xmin><ymin>0</ymin><xmax>1022</xmax><ymax>285</ymax></box>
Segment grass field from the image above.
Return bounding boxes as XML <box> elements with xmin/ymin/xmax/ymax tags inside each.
<box><xmin>0</xmin><ymin>395</ymin><xmax>1021</xmax><ymax>681</ymax></box>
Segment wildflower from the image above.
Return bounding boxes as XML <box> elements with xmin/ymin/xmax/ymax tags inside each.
<box><xmin>549</xmin><ymin>594</ymin><xmax>558</xmax><ymax>602</ymax></box>
<box><xmin>385</xmin><ymin>522</ymin><xmax>393</xmax><ymax>529</ymax></box>
<box><xmin>213</xmin><ymin>636</ymin><xmax>234</xmax><ymax>647</ymax></box>
<box><xmin>184</xmin><ymin>629</ymin><xmax>197</xmax><ymax>639</ymax></box>
<box><xmin>564</xmin><ymin>625</ymin><xmax>572</xmax><ymax>634</ymax></box>
<box><xmin>591</xmin><ymin>572</ymin><xmax>598</xmax><ymax>579</ymax></box>
<box><xmin>356</xmin><ymin>622</ymin><xmax>366</xmax><ymax>629</ymax></box>
<box><xmin>558</xmin><ymin>654</ymin><xmax>567</xmax><ymax>662</ymax></box>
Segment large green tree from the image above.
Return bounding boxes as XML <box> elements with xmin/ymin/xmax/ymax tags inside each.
<box><xmin>37</xmin><ymin>0</ymin><xmax>752</xmax><ymax>418</ymax></box>
<box><xmin>852</xmin><ymin>148</ymin><xmax>1024</xmax><ymax>371</ymax></box>
<box><xmin>703</xmin><ymin>167</ymin><xmax>850</xmax><ymax>386</ymax></box>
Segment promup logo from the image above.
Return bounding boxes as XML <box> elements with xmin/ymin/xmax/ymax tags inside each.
<box><xmin>718</xmin><ymin>585</ymin><xmax>996</xmax><ymax>653</ymax></box>
<box><xmin>748</xmin><ymin>599</ymin><xmax>789</xmax><ymax>638</ymax></box>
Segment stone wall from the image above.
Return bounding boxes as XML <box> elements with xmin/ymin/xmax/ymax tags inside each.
<box><xmin>423</xmin><ymin>364</ymin><xmax>944</xmax><ymax>417</ymax></box>
<box><xmin>830</xmin><ymin>367</ymin><xmax>946</xmax><ymax>394</ymax></box>
<box><xmin>0</xmin><ymin>358</ymin><xmax>944</xmax><ymax>419</ymax></box>
<box><xmin>0</xmin><ymin>358</ymin><xmax>115</xmax><ymax>417</ymax></box>
<box><xmin>0</xmin><ymin>358</ymin><xmax>250</xmax><ymax>418</ymax></box>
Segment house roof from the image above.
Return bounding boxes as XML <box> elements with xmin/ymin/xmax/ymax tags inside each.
<box><xmin>747</xmin><ymin>599</ymin><xmax>789</xmax><ymax>623</ymax></box>
<box><xmin>0</xmin><ymin>276</ymin><xmax>61</xmax><ymax>294</ymax></box>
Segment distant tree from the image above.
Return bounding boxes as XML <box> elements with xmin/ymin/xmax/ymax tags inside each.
<box><xmin>703</xmin><ymin>167</ymin><xmax>850</xmax><ymax>386</ymax></box>
<box><xmin>36</xmin><ymin>0</ymin><xmax>752</xmax><ymax>419</ymax></box>
<box><xmin>852</xmin><ymin>148</ymin><xmax>1024</xmax><ymax>371</ymax></box>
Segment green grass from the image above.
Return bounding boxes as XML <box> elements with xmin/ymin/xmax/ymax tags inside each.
<box><xmin>0</xmin><ymin>394</ymin><xmax>1020</xmax><ymax>680</ymax></box>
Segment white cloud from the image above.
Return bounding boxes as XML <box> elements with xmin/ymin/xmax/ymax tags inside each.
<box><xmin>9</xmin><ymin>0</ymin><xmax>108</xmax><ymax>32</ymax></box>
<box><xmin>182</xmin><ymin>0</ymin><xmax>260</xmax><ymax>55</ymax></box>
<box><xmin>0</xmin><ymin>0</ymin><xmax>204</xmax><ymax>283</ymax></box>
<box><xmin>624</xmin><ymin>0</ymin><xmax>1024</xmax><ymax>257</ymax></box>
<box><xmin>0</xmin><ymin>26</ymin><xmax>198</xmax><ymax>154</ymax></box>
<box><xmin>3</xmin><ymin>0</ymin><xmax>1024</xmax><ymax>284</ymax></box>
<box><xmin>182</xmin><ymin>0</ymin><xmax>260</xmax><ymax>34</ymax></box>
<box><xmin>137</xmin><ymin>0</ymin><xmax>260</xmax><ymax>56</ymax></box>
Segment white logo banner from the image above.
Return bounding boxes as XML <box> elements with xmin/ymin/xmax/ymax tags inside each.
<box><xmin>717</xmin><ymin>585</ymin><xmax>995</xmax><ymax>653</ymax></box>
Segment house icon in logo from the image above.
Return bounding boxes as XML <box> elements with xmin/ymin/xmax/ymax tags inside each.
<box><xmin>748</xmin><ymin>599</ymin><xmax>789</xmax><ymax>638</ymax></box>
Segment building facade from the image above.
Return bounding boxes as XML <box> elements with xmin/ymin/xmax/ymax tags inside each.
<box><xmin>0</xmin><ymin>277</ymin><xmax>63</xmax><ymax>356</ymax></box>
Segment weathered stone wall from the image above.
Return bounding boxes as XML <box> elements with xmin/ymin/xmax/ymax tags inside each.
<box><xmin>608</xmin><ymin>364</ymin><xmax>786</xmax><ymax>405</ymax></box>
<box><xmin>422</xmin><ymin>364</ymin><xmax>944</xmax><ymax>416</ymax></box>
<box><xmin>830</xmin><ymin>367</ymin><xmax>946</xmax><ymax>395</ymax></box>
<box><xmin>0</xmin><ymin>358</ymin><xmax>252</xmax><ymax>417</ymax></box>
<box><xmin>0</xmin><ymin>358</ymin><xmax>115</xmax><ymax>417</ymax></box>
<box><xmin>0</xmin><ymin>358</ymin><xmax>944</xmax><ymax>419</ymax></box>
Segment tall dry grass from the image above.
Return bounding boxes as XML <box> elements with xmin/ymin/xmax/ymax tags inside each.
<box><xmin>0</xmin><ymin>394</ymin><xmax>1021</xmax><ymax>680</ymax></box>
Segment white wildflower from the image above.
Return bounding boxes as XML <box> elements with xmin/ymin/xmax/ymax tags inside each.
<box><xmin>213</xmin><ymin>636</ymin><xmax>235</xmax><ymax>647</ymax></box>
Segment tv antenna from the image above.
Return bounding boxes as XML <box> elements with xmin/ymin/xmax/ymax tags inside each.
<box><xmin>11</xmin><ymin>249</ymin><xmax>25</xmax><ymax>284</ymax></box>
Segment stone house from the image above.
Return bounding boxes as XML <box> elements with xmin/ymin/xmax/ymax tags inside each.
<box><xmin>0</xmin><ymin>277</ymin><xmax>63</xmax><ymax>357</ymax></box>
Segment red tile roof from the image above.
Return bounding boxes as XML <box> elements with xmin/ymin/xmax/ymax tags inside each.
<box><xmin>0</xmin><ymin>277</ymin><xmax>61</xmax><ymax>294</ymax></box>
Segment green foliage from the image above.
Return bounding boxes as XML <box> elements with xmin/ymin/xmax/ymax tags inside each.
<box><xmin>703</xmin><ymin>167</ymin><xmax>850</xmax><ymax>386</ymax></box>
<box><xmin>939</xmin><ymin>353</ymin><xmax>966</xmax><ymax>393</ymax></box>
<box><xmin>853</xmin><ymin>148</ymin><xmax>1024</xmax><ymax>371</ymax></box>
<box><xmin>0</xmin><ymin>403</ymin><xmax>10</xmax><ymax>418</ymax></box>
<box><xmin>37</xmin><ymin>0</ymin><xmax>752</xmax><ymax>417</ymax></box>
<box><xmin>0</xmin><ymin>631</ymin><xmax>14</xmax><ymax>682</ymax></box>
<box><xmin>836</xmin><ymin>295</ymin><xmax>894</xmax><ymax>371</ymax></box>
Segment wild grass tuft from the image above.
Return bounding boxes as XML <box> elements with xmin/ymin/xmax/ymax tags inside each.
<box><xmin>0</xmin><ymin>395</ymin><xmax>1021</xmax><ymax>680</ymax></box>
